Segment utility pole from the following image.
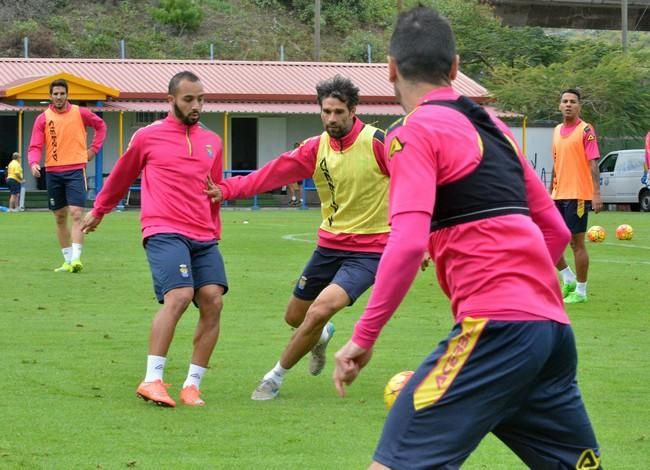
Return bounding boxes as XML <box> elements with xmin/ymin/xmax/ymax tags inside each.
<box><xmin>314</xmin><ymin>0</ymin><xmax>321</xmax><ymax>61</ymax></box>
<box><xmin>621</xmin><ymin>0</ymin><xmax>628</xmax><ymax>53</ymax></box>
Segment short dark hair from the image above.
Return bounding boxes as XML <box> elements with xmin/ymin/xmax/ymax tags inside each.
<box><xmin>49</xmin><ymin>78</ymin><xmax>68</xmax><ymax>94</ymax></box>
<box><xmin>561</xmin><ymin>88</ymin><xmax>581</xmax><ymax>102</ymax></box>
<box><xmin>316</xmin><ymin>75</ymin><xmax>360</xmax><ymax>110</ymax></box>
<box><xmin>168</xmin><ymin>71</ymin><xmax>201</xmax><ymax>95</ymax></box>
<box><xmin>389</xmin><ymin>6</ymin><xmax>455</xmax><ymax>86</ymax></box>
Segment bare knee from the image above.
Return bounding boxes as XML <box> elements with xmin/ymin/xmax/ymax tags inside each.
<box><xmin>196</xmin><ymin>286</ymin><xmax>223</xmax><ymax>323</ymax></box>
<box><xmin>284</xmin><ymin>296</ymin><xmax>312</xmax><ymax>328</ymax></box>
<box><xmin>301</xmin><ymin>302</ymin><xmax>336</xmax><ymax>334</ymax></box>
<box><xmin>164</xmin><ymin>288</ymin><xmax>194</xmax><ymax>317</ymax></box>
<box><xmin>53</xmin><ymin>209</ymin><xmax>68</xmax><ymax>226</ymax></box>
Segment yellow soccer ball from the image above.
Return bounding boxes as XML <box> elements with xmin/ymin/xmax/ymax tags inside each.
<box><xmin>586</xmin><ymin>225</ymin><xmax>606</xmax><ymax>243</ymax></box>
<box><xmin>615</xmin><ymin>224</ymin><xmax>634</xmax><ymax>241</ymax></box>
<box><xmin>383</xmin><ymin>370</ymin><xmax>414</xmax><ymax>410</ymax></box>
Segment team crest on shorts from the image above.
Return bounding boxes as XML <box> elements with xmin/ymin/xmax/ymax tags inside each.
<box><xmin>205</xmin><ymin>145</ymin><xmax>214</xmax><ymax>158</ymax></box>
<box><xmin>179</xmin><ymin>264</ymin><xmax>189</xmax><ymax>278</ymax></box>
<box><xmin>298</xmin><ymin>275</ymin><xmax>307</xmax><ymax>290</ymax></box>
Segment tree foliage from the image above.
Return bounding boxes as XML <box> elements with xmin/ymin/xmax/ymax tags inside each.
<box><xmin>486</xmin><ymin>41</ymin><xmax>650</xmax><ymax>142</ymax></box>
<box><xmin>151</xmin><ymin>0</ymin><xmax>203</xmax><ymax>36</ymax></box>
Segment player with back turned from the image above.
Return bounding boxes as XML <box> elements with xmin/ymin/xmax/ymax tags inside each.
<box><xmin>332</xmin><ymin>6</ymin><xmax>602</xmax><ymax>469</ymax></box>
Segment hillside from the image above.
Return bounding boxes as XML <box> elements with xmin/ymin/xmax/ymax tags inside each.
<box><xmin>0</xmin><ymin>0</ymin><xmax>392</xmax><ymax>63</ymax></box>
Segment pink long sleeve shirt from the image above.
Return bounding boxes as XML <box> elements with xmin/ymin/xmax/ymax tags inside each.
<box><xmin>28</xmin><ymin>102</ymin><xmax>107</xmax><ymax>173</ymax></box>
<box><xmin>219</xmin><ymin>117</ymin><xmax>389</xmax><ymax>252</ymax></box>
<box><xmin>91</xmin><ymin>114</ymin><xmax>223</xmax><ymax>242</ymax></box>
<box><xmin>353</xmin><ymin>87</ymin><xmax>571</xmax><ymax>350</ymax></box>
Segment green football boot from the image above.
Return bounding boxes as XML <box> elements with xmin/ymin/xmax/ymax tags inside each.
<box><xmin>564</xmin><ymin>291</ymin><xmax>587</xmax><ymax>304</ymax></box>
<box><xmin>561</xmin><ymin>280</ymin><xmax>577</xmax><ymax>298</ymax></box>
<box><xmin>54</xmin><ymin>262</ymin><xmax>73</xmax><ymax>273</ymax></box>
<box><xmin>70</xmin><ymin>259</ymin><xmax>83</xmax><ymax>273</ymax></box>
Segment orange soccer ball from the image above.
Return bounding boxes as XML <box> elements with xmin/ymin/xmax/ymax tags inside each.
<box><xmin>586</xmin><ymin>225</ymin><xmax>606</xmax><ymax>243</ymax></box>
<box><xmin>383</xmin><ymin>370</ymin><xmax>414</xmax><ymax>410</ymax></box>
<box><xmin>615</xmin><ymin>224</ymin><xmax>634</xmax><ymax>241</ymax></box>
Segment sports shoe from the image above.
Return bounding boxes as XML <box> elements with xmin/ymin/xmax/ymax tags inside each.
<box><xmin>179</xmin><ymin>385</ymin><xmax>205</xmax><ymax>406</ymax></box>
<box><xmin>136</xmin><ymin>380</ymin><xmax>176</xmax><ymax>407</ymax></box>
<box><xmin>561</xmin><ymin>280</ymin><xmax>577</xmax><ymax>298</ymax></box>
<box><xmin>54</xmin><ymin>262</ymin><xmax>73</xmax><ymax>273</ymax></box>
<box><xmin>251</xmin><ymin>378</ymin><xmax>280</xmax><ymax>401</ymax></box>
<box><xmin>70</xmin><ymin>259</ymin><xmax>83</xmax><ymax>273</ymax></box>
<box><xmin>564</xmin><ymin>291</ymin><xmax>587</xmax><ymax>304</ymax></box>
<box><xmin>309</xmin><ymin>322</ymin><xmax>336</xmax><ymax>376</ymax></box>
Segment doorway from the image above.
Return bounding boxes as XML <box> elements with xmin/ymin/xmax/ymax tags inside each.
<box><xmin>230</xmin><ymin>117</ymin><xmax>257</xmax><ymax>176</ymax></box>
<box><xmin>0</xmin><ymin>115</ymin><xmax>18</xmax><ymax>185</ymax></box>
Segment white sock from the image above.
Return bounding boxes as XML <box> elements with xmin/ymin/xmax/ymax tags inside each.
<box><xmin>72</xmin><ymin>243</ymin><xmax>83</xmax><ymax>261</ymax></box>
<box><xmin>183</xmin><ymin>364</ymin><xmax>207</xmax><ymax>389</ymax></box>
<box><xmin>144</xmin><ymin>355</ymin><xmax>167</xmax><ymax>382</ymax></box>
<box><xmin>560</xmin><ymin>267</ymin><xmax>576</xmax><ymax>284</ymax></box>
<box><xmin>62</xmin><ymin>247</ymin><xmax>72</xmax><ymax>263</ymax></box>
<box><xmin>263</xmin><ymin>361</ymin><xmax>288</xmax><ymax>384</ymax></box>
<box><xmin>576</xmin><ymin>282</ymin><xmax>587</xmax><ymax>296</ymax></box>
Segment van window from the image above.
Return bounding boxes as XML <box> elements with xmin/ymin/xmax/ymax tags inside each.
<box><xmin>615</xmin><ymin>152</ymin><xmax>644</xmax><ymax>174</ymax></box>
<box><xmin>599</xmin><ymin>154</ymin><xmax>617</xmax><ymax>173</ymax></box>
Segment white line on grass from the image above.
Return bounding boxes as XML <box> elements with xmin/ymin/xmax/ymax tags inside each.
<box><xmin>592</xmin><ymin>257</ymin><xmax>650</xmax><ymax>266</ymax></box>
<box><xmin>601</xmin><ymin>242</ymin><xmax>650</xmax><ymax>250</ymax></box>
<box><xmin>282</xmin><ymin>233</ymin><xmax>316</xmax><ymax>243</ymax></box>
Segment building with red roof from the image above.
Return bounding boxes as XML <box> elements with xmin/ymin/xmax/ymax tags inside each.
<box><xmin>0</xmin><ymin>58</ymin><xmax>517</xmax><ymax>195</ymax></box>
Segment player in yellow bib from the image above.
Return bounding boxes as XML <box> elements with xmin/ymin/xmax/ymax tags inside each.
<box><xmin>210</xmin><ymin>75</ymin><xmax>390</xmax><ymax>400</ymax></box>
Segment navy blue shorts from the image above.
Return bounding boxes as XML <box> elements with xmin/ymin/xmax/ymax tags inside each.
<box><xmin>555</xmin><ymin>199</ymin><xmax>591</xmax><ymax>235</ymax></box>
<box><xmin>293</xmin><ymin>246</ymin><xmax>380</xmax><ymax>305</ymax></box>
<box><xmin>374</xmin><ymin>318</ymin><xmax>601</xmax><ymax>470</ymax></box>
<box><xmin>144</xmin><ymin>233</ymin><xmax>228</xmax><ymax>304</ymax></box>
<box><xmin>7</xmin><ymin>178</ymin><xmax>21</xmax><ymax>195</ymax></box>
<box><xmin>45</xmin><ymin>169</ymin><xmax>87</xmax><ymax>210</ymax></box>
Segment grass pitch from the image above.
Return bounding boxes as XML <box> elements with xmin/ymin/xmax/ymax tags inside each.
<box><xmin>0</xmin><ymin>209</ymin><xmax>648</xmax><ymax>469</ymax></box>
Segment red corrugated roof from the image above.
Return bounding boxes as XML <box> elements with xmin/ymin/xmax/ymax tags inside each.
<box><xmin>0</xmin><ymin>58</ymin><xmax>490</xmax><ymax>104</ymax></box>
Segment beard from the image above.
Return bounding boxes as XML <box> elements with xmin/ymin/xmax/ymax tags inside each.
<box><xmin>173</xmin><ymin>103</ymin><xmax>200</xmax><ymax>125</ymax></box>
<box><xmin>326</xmin><ymin>126</ymin><xmax>346</xmax><ymax>139</ymax></box>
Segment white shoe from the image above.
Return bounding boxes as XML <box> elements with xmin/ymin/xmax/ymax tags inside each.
<box><xmin>251</xmin><ymin>378</ymin><xmax>280</xmax><ymax>401</ymax></box>
<box><xmin>309</xmin><ymin>322</ymin><xmax>336</xmax><ymax>376</ymax></box>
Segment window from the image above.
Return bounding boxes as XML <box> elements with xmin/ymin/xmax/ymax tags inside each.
<box><xmin>135</xmin><ymin>112</ymin><xmax>166</xmax><ymax>125</ymax></box>
<box><xmin>599</xmin><ymin>154</ymin><xmax>617</xmax><ymax>173</ymax></box>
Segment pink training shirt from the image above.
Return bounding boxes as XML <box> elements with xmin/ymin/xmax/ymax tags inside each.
<box><xmin>352</xmin><ymin>87</ymin><xmax>571</xmax><ymax>350</ymax></box>
<box><xmin>28</xmin><ymin>102</ymin><xmax>107</xmax><ymax>173</ymax></box>
<box><xmin>645</xmin><ymin>131</ymin><xmax>650</xmax><ymax>170</ymax></box>
<box><xmin>91</xmin><ymin>114</ymin><xmax>223</xmax><ymax>242</ymax></box>
<box><xmin>219</xmin><ymin>117</ymin><xmax>389</xmax><ymax>253</ymax></box>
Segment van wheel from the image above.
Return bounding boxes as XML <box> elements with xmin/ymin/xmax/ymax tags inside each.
<box><xmin>640</xmin><ymin>189</ymin><xmax>650</xmax><ymax>212</ymax></box>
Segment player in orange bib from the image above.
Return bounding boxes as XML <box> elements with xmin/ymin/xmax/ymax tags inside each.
<box><xmin>549</xmin><ymin>89</ymin><xmax>601</xmax><ymax>304</ymax></box>
<box><xmin>28</xmin><ymin>79</ymin><xmax>107</xmax><ymax>273</ymax></box>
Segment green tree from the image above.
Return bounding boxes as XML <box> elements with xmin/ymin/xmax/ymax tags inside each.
<box><xmin>152</xmin><ymin>0</ymin><xmax>203</xmax><ymax>36</ymax></box>
<box><xmin>486</xmin><ymin>45</ymin><xmax>650</xmax><ymax>144</ymax></box>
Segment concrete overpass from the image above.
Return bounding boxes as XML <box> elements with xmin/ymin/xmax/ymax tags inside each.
<box><xmin>484</xmin><ymin>0</ymin><xmax>650</xmax><ymax>31</ymax></box>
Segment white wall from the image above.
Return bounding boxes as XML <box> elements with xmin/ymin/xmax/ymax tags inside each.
<box><xmin>510</xmin><ymin>126</ymin><xmax>555</xmax><ymax>186</ymax></box>
<box><xmin>257</xmin><ymin>117</ymin><xmax>288</xmax><ymax>167</ymax></box>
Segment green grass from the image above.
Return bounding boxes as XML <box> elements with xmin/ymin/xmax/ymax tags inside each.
<box><xmin>1</xmin><ymin>209</ymin><xmax>649</xmax><ymax>469</ymax></box>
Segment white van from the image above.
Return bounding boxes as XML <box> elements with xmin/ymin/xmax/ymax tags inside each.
<box><xmin>598</xmin><ymin>149</ymin><xmax>649</xmax><ymax>212</ymax></box>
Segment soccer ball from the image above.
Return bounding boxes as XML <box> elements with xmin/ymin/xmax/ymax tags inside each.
<box><xmin>383</xmin><ymin>370</ymin><xmax>414</xmax><ymax>410</ymax></box>
<box><xmin>615</xmin><ymin>224</ymin><xmax>634</xmax><ymax>240</ymax></box>
<box><xmin>586</xmin><ymin>225</ymin><xmax>606</xmax><ymax>243</ymax></box>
